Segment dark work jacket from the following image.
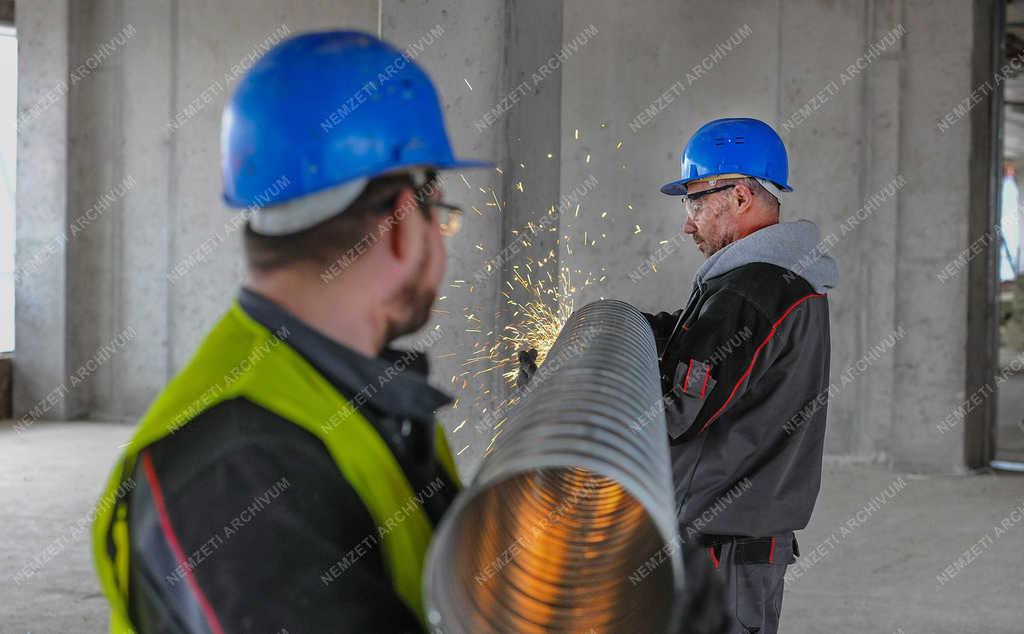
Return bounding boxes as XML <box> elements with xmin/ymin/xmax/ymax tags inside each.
<box><xmin>126</xmin><ymin>289</ymin><xmax>457</xmax><ymax>633</ymax></box>
<box><xmin>644</xmin><ymin>220</ymin><xmax>837</xmax><ymax>539</ymax></box>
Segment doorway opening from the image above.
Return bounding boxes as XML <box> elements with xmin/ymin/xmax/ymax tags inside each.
<box><xmin>990</xmin><ymin>0</ymin><xmax>1024</xmax><ymax>470</ymax></box>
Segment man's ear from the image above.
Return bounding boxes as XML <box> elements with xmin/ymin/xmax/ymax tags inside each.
<box><xmin>734</xmin><ymin>182</ymin><xmax>755</xmax><ymax>214</ymax></box>
<box><xmin>387</xmin><ymin>187</ymin><xmax>423</xmax><ymax>264</ymax></box>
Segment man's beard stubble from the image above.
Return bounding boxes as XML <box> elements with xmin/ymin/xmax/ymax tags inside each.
<box><xmin>384</xmin><ymin>239</ymin><xmax>437</xmax><ymax>343</ymax></box>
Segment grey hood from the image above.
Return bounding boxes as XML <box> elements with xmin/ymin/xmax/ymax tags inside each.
<box><xmin>694</xmin><ymin>220</ymin><xmax>838</xmax><ymax>294</ymax></box>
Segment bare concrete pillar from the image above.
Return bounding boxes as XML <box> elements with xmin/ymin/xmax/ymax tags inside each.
<box><xmin>382</xmin><ymin>0</ymin><xmax>509</xmax><ymax>475</ymax></box>
<box><xmin>14</xmin><ymin>0</ymin><xmax>71</xmax><ymax>423</ymax></box>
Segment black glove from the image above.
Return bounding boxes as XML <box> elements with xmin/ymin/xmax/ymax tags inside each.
<box><xmin>516</xmin><ymin>348</ymin><xmax>538</xmax><ymax>389</ymax></box>
<box><xmin>642</xmin><ymin>310</ymin><xmax>682</xmax><ymax>353</ymax></box>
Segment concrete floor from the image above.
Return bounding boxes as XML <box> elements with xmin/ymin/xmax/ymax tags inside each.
<box><xmin>2</xmin><ymin>421</ymin><xmax>1023</xmax><ymax>633</ymax></box>
<box><xmin>783</xmin><ymin>461</ymin><xmax>1024</xmax><ymax>633</ymax></box>
<box><xmin>0</xmin><ymin>421</ymin><xmax>129</xmax><ymax>633</ymax></box>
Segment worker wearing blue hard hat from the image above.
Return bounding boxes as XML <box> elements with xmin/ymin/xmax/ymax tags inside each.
<box><xmin>94</xmin><ymin>31</ymin><xmax>488</xmax><ymax>633</ymax></box>
<box><xmin>643</xmin><ymin>117</ymin><xmax>838</xmax><ymax>634</ymax></box>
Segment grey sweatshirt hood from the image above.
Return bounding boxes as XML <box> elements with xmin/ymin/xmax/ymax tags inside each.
<box><xmin>694</xmin><ymin>220</ymin><xmax>838</xmax><ymax>293</ymax></box>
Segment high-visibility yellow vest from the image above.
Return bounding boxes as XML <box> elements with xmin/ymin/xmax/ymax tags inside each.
<box><xmin>91</xmin><ymin>302</ymin><xmax>460</xmax><ymax>632</ymax></box>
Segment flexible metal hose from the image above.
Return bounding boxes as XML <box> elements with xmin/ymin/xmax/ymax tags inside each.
<box><xmin>424</xmin><ymin>300</ymin><xmax>682</xmax><ymax>633</ymax></box>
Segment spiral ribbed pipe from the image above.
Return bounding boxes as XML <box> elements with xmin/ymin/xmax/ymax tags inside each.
<box><xmin>424</xmin><ymin>300</ymin><xmax>682</xmax><ymax>634</ymax></box>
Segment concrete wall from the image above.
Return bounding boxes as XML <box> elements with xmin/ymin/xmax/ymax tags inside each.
<box><xmin>557</xmin><ymin>0</ymin><xmax>978</xmax><ymax>473</ymax></box>
<box><xmin>15</xmin><ymin>0</ymin><xmax>986</xmax><ymax>473</ymax></box>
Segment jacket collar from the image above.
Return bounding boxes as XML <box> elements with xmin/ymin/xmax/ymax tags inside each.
<box><xmin>237</xmin><ymin>288</ymin><xmax>452</xmax><ymax>423</ymax></box>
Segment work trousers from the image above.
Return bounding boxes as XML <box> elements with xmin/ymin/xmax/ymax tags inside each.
<box><xmin>682</xmin><ymin>533</ymin><xmax>798</xmax><ymax>634</ymax></box>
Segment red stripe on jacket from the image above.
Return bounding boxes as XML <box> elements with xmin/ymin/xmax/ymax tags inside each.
<box><xmin>698</xmin><ymin>293</ymin><xmax>826</xmax><ymax>434</ymax></box>
<box><xmin>141</xmin><ymin>449</ymin><xmax>227</xmax><ymax>634</ymax></box>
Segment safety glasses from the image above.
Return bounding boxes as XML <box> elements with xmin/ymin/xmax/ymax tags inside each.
<box><xmin>413</xmin><ymin>171</ymin><xmax>464</xmax><ymax>237</ymax></box>
<box><xmin>681</xmin><ymin>183</ymin><xmax>736</xmax><ymax>216</ymax></box>
<box><xmin>420</xmin><ymin>200</ymin><xmax>462</xmax><ymax>237</ymax></box>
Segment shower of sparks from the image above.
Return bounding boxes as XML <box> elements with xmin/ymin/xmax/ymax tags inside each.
<box><xmin>444</xmin><ymin>125</ymin><xmax>634</xmax><ymax>454</ymax></box>
<box><xmin>483</xmin><ymin>433</ymin><xmax>500</xmax><ymax>454</ymax></box>
<box><xmin>462</xmin><ymin>264</ymin><xmax>580</xmax><ymax>390</ymax></box>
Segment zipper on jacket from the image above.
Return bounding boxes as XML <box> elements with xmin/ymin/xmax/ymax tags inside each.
<box><xmin>658</xmin><ymin>283</ymin><xmax>703</xmax><ymax>362</ymax></box>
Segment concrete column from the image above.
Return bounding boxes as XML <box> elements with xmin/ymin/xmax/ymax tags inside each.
<box><xmin>778</xmin><ymin>0</ymin><xmax>869</xmax><ymax>456</ymax></box>
<box><xmin>891</xmin><ymin>0</ymin><xmax>975</xmax><ymax>471</ymax></box>
<box><xmin>66</xmin><ymin>0</ymin><xmax>133</xmax><ymax>419</ymax></box>
<box><xmin>382</xmin><ymin>0</ymin><xmax>508</xmax><ymax>475</ymax></box>
<box><xmin>117</xmin><ymin>0</ymin><xmax>173</xmax><ymax>416</ymax></box>
<box><xmin>493</xmin><ymin>0</ymin><xmax>563</xmax><ymax>428</ymax></box>
<box><xmin>14</xmin><ymin>0</ymin><xmax>71</xmax><ymax>422</ymax></box>
<box><xmin>861</xmin><ymin>0</ymin><xmax>904</xmax><ymax>458</ymax></box>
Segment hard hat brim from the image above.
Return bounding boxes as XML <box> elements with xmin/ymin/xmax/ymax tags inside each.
<box><xmin>659</xmin><ymin>175</ymin><xmax>793</xmax><ymax>196</ymax></box>
<box><xmin>659</xmin><ymin>178</ymin><xmax>689</xmax><ymax>196</ymax></box>
<box><xmin>436</xmin><ymin>158</ymin><xmax>494</xmax><ymax>171</ymax></box>
<box><xmin>223</xmin><ymin>156</ymin><xmax>494</xmax><ymax>209</ymax></box>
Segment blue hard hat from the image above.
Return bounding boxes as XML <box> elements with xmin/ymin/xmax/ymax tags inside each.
<box><xmin>660</xmin><ymin>118</ymin><xmax>792</xmax><ymax>196</ymax></box>
<box><xmin>221</xmin><ymin>30</ymin><xmax>490</xmax><ymax>210</ymax></box>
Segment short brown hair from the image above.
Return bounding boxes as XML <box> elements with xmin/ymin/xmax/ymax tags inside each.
<box><xmin>740</xmin><ymin>177</ymin><xmax>780</xmax><ymax>210</ymax></box>
<box><xmin>243</xmin><ymin>173</ymin><xmax>426</xmax><ymax>273</ymax></box>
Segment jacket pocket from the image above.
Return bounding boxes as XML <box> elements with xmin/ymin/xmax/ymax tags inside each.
<box><xmin>665</xmin><ymin>359</ymin><xmax>716</xmax><ymax>439</ymax></box>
